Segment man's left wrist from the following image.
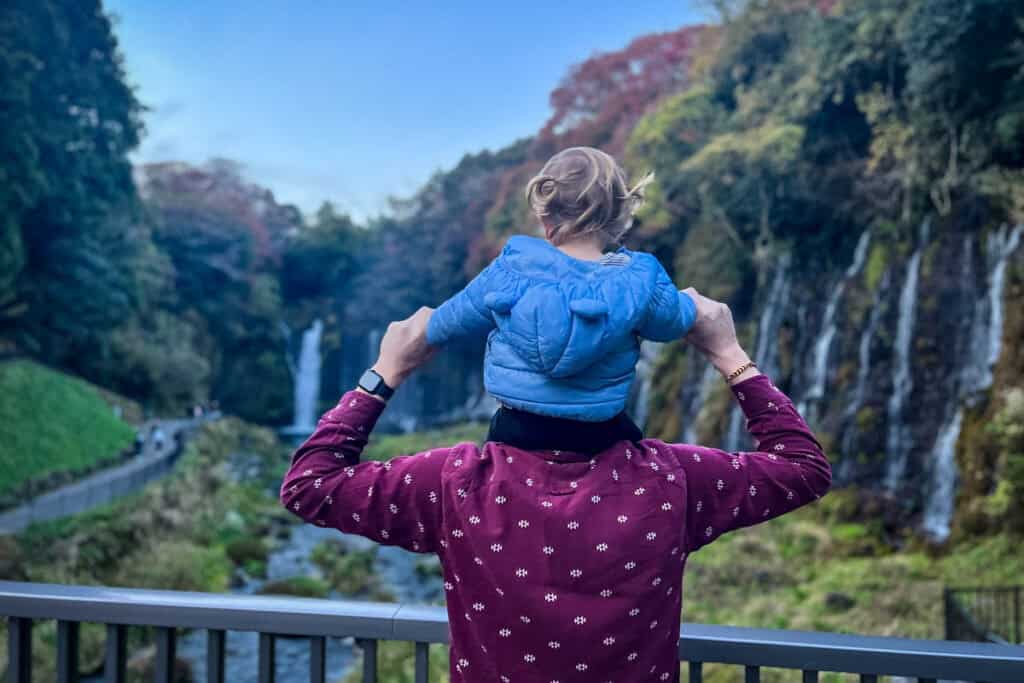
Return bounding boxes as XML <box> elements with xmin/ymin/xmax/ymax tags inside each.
<box><xmin>371</xmin><ymin>362</ymin><xmax>404</xmax><ymax>390</ymax></box>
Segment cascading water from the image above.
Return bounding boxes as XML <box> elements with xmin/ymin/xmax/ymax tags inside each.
<box><xmin>632</xmin><ymin>341</ymin><xmax>662</xmax><ymax>429</ymax></box>
<box><xmin>724</xmin><ymin>254</ymin><xmax>791</xmax><ymax>451</ymax></box>
<box><xmin>798</xmin><ymin>232</ymin><xmax>871</xmax><ymax>419</ymax></box>
<box><xmin>283</xmin><ymin>319</ymin><xmax>323</xmax><ymax>435</ymax></box>
<box><xmin>682</xmin><ymin>364</ymin><xmax>718</xmax><ymax>444</ymax></box>
<box><xmin>922</xmin><ymin>224</ymin><xmax>1023</xmax><ymax>540</ymax></box>
<box><xmin>884</xmin><ymin>219</ymin><xmax>930</xmax><ymax>491</ymax></box>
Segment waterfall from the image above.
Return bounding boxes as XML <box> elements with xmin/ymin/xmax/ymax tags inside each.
<box><xmin>632</xmin><ymin>341</ymin><xmax>662</xmax><ymax>429</ymax></box>
<box><xmin>921</xmin><ymin>223</ymin><xmax>1023</xmax><ymax>540</ymax></box>
<box><xmin>884</xmin><ymin>219</ymin><xmax>930</xmax><ymax>491</ymax></box>
<box><xmin>987</xmin><ymin>225</ymin><xmax>1023</xmax><ymax>366</ymax></box>
<box><xmin>840</xmin><ymin>270</ymin><xmax>891</xmax><ymax>461</ymax></box>
<box><xmin>798</xmin><ymin>232</ymin><xmax>871</xmax><ymax>418</ymax></box>
<box><xmin>922</xmin><ymin>411</ymin><xmax>963</xmax><ymax>541</ymax></box>
<box><xmin>285</xmin><ymin>319</ymin><xmax>324</xmax><ymax>435</ymax></box>
<box><xmin>724</xmin><ymin>254</ymin><xmax>791</xmax><ymax>451</ymax></box>
<box><xmin>682</xmin><ymin>364</ymin><xmax>718</xmax><ymax>444</ymax></box>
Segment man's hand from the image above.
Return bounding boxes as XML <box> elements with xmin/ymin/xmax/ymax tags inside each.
<box><xmin>369</xmin><ymin>307</ymin><xmax>437</xmax><ymax>391</ymax></box>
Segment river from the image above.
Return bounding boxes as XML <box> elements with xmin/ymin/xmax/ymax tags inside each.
<box><xmin>176</xmin><ymin>522</ymin><xmax>443</xmax><ymax>682</ymax></box>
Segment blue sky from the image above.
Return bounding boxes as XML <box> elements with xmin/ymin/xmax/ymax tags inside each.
<box><xmin>106</xmin><ymin>1</ymin><xmax>704</xmax><ymax>221</ymax></box>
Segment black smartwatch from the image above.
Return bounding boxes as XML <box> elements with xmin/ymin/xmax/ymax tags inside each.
<box><xmin>358</xmin><ymin>368</ymin><xmax>395</xmax><ymax>400</ymax></box>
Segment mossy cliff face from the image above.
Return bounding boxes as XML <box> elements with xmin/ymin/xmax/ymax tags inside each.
<box><xmin>643</xmin><ymin>215</ymin><xmax>1024</xmax><ymax>542</ymax></box>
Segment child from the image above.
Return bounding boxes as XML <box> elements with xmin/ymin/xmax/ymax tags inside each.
<box><xmin>426</xmin><ymin>146</ymin><xmax>696</xmax><ymax>422</ymax></box>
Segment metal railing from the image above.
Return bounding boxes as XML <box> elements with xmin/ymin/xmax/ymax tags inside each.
<box><xmin>2</xmin><ymin>581</ymin><xmax>1023</xmax><ymax>683</ymax></box>
<box><xmin>946</xmin><ymin>586</ymin><xmax>1023</xmax><ymax>645</ymax></box>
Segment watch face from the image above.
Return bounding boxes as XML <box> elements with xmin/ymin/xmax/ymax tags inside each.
<box><xmin>359</xmin><ymin>369</ymin><xmax>383</xmax><ymax>393</ymax></box>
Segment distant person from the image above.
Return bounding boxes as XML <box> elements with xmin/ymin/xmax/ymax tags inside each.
<box><xmin>426</xmin><ymin>146</ymin><xmax>696</xmax><ymax>423</ymax></box>
<box><xmin>133</xmin><ymin>430</ymin><xmax>145</xmax><ymax>457</ymax></box>
<box><xmin>282</xmin><ymin>297</ymin><xmax>831</xmax><ymax>682</ymax></box>
<box><xmin>150</xmin><ymin>425</ymin><xmax>166</xmax><ymax>453</ymax></box>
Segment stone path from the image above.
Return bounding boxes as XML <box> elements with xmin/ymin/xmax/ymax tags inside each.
<box><xmin>0</xmin><ymin>418</ymin><xmax>201</xmax><ymax>534</ymax></box>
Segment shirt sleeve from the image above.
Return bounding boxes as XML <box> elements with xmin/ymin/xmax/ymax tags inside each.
<box><xmin>635</xmin><ymin>263</ymin><xmax>697</xmax><ymax>342</ymax></box>
<box><xmin>664</xmin><ymin>374</ymin><xmax>832</xmax><ymax>553</ymax></box>
<box><xmin>279</xmin><ymin>390</ymin><xmax>460</xmax><ymax>554</ymax></box>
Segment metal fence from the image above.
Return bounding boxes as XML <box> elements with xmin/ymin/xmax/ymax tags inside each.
<box><xmin>946</xmin><ymin>586</ymin><xmax>1022</xmax><ymax>645</ymax></box>
<box><xmin>2</xmin><ymin>581</ymin><xmax>1023</xmax><ymax>683</ymax></box>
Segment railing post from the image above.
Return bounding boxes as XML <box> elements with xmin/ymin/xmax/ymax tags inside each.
<box><xmin>57</xmin><ymin>620</ymin><xmax>79</xmax><ymax>683</ymax></box>
<box><xmin>1014</xmin><ymin>586</ymin><xmax>1020</xmax><ymax>644</ymax></box>
<box><xmin>155</xmin><ymin>626</ymin><xmax>176</xmax><ymax>683</ymax></box>
<box><xmin>309</xmin><ymin>636</ymin><xmax>326</xmax><ymax>683</ymax></box>
<box><xmin>207</xmin><ymin>629</ymin><xmax>226</xmax><ymax>683</ymax></box>
<box><xmin>259</xmin><ymin>633</ymin><xmax>276</xmax><ymax>683</ymax></box>
<box><xmin>357</xmin><ymin>638</ymin><xmax>378</xmax><ymax>683</ymax></box>
<box><xmin>688</xmin><ymin>661</ymin><xmax>703</xmax><ymax>683</ymax></box>
<box><xmin>943</xmin><ymin>588</ymin><xmax>952</xmax><ymax>640</ymax></box>
<box><xmin>414</xmin><ymin>642</ymin><xmax>429</xmax><ymax>683</ymax></box>
<box><xmin>104</xmin><ymin>623</ymin><xmax>126</xmax><ymax>683</ymax></box>
<box><xmin>7</xmin><ymin>617</ymin><xmax>32</xmax><ymax>683</ymax></box>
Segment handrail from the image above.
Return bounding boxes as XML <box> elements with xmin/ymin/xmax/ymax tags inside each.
<box><xmin>3</xmin><ymin>581</ymin><xmax>1024</xmax><ymax>682</ymax></box>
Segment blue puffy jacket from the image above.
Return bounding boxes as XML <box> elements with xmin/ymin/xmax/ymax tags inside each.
<box><xmin>426</xmin><ymin>235</ymin><xmax>696</xmax><ymax>421</ymax></box>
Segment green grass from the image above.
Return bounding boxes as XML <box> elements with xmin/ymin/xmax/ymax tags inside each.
<box><xmin>363</xmin><ymin>422</ymin><xmax>488</xmax><ymax>461</ymax></box>
<box><xmin>0</xmin><ymin>360</ymin><xmax>135</xmax><ymax>498</ymax></box>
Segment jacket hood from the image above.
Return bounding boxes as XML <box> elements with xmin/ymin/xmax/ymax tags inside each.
<box><xmin>486</xmin><ymin>236</ymin><xmax>651</xmax><ymax>378</ymax></box>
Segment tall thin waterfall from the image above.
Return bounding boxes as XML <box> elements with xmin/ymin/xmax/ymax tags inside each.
<box><xmin>724</xmin><ymin>254</ymin><xmax>791</xmax><ymax>451</ymax></box>
<box><xmin>633</xmin><ymin>341</ymin><xmax>662</xmax><ymax>429</ymax></box>
<box><xmin>286</xmin><ymin>319</ymin><xmax>323</xmax><ymax>434</ymax></box>
<box><xmin>683</xmin><ymin>364</ymin><xmax>718</xmax><ymax>444</ymax></box>
<box><xmin>922</xmin><ymin>410</ymin><xmax>964</xmax><ymax>539</ymax></box>
<box><xmin>922</xmin><ymin>223</ymin><xmax>1023</xmax><ymax>540</ymax></box>
<box><xmin>884</xmin><ymin>219</ymin><xmax>930</xmax><ymax>491</ymax></box>
<box><xmin>798</xmin><ymin>232</ymin><xmax>871</xmax><ymax>418</ymax></box>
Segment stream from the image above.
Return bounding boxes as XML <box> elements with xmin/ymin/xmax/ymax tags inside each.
<box><xmin>176</xmin><ymin>522</ymin><xmax>443</xmax><ymax>683</ymax></box>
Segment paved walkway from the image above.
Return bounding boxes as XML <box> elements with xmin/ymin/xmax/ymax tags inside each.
<box><xmin>0</xmin><ymin>418</ymin><xmax>200</xmax><ymax>534</ymax></box>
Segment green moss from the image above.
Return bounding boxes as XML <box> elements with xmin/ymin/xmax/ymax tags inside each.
<box><xmin>225</xmin><ymin>537</ymin><xmax>269</xmax><ymax>566</ymax></box>
<box><xmin>310</xmin><ymin>539</ymin><xmax>392</xmax><ymax>598</ymax></box>
<box><xmin>0</xmin><ymin>359</ymin><xmax>135</xmax><ymax>498</ymax></box>
<box><xmin>114</xmin><ymin>540</ymin><xmax>231</xmax><ymax>593</ymax></box>
<box><xmin>863</xmin><ymin>243</ymin><xmax>888</xmax><ymax>291</ymax></box>
<box><xmin>259</xmin><ymin>576</ymin><xmax>330</xmax><ymax>599</ymax></box>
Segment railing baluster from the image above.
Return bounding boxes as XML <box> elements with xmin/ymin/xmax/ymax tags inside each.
<box><xmin>207</xmin><ymin>629</ymin><xmax>225</xmax><ymax>683</ymax></box>
<box><xmin>358</xmin><ymin>638</ymin><xmax>378</xmax><ymax>683</ymax></box>
<box><xmin>688</xmin><ymin>661</ymin><xmax>702</xmax><ymax>683</ymax></box>
<box><xmin>414</xmin><ymin>642</ymin><xmax>429</xmax><ymax>683</ymax></box>
<box><xmin>917</xmin><ymin>678</ymin><xmax>936</xmax><ymax>683</ymax></box>
<box><xmin>309</xmin><ymin>636</ymin><xmax>326</xmax><ymax>683</ymax></box>
<box><xmin>801</xmin><ymin>671</ymin><xmax>818</xmax><ymax>683</ymax></box>
<box><xmin>745</xmin><ymin>664</ymin><xmax>760</xmax><ymax>683</ymax></box>
<box><xmin>155</xmin><ymin>626</ymin><xmax>176</xmax><ymax>683</ymax></box>
<box><xmin>104</xmin><ymin>623</ymin><xmax>126</xmax><ymax>683</ymax></box>
<box><xmin>259</xmin><ymin>632</ymin><xmax>276</xmax><ymax>683</ymax></box>
<box><xmin>57</xmin><ymin>620</ymin><xmax>79</xmax><ymax>683</ymax></box>
<box><xmin>7</xmin><ymin>616</ymin><xmax>32</xmax><ymax>683</ymax></box>
<box><xmin>860</xmin><ymin>675</ymin><xmax>878</xmax><ymax>683</ymax></box>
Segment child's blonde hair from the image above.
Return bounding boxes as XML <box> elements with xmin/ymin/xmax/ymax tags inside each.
<box><xmin>525</xmin><ymin>146</ymin><xmax>654</xmax><ymax>247</ymax></box>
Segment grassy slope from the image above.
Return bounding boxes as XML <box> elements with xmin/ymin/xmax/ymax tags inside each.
<box><xmin>0</xmin><ymin>360</ymin><xmax>136</xmax><ymax>498</ymax></box>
